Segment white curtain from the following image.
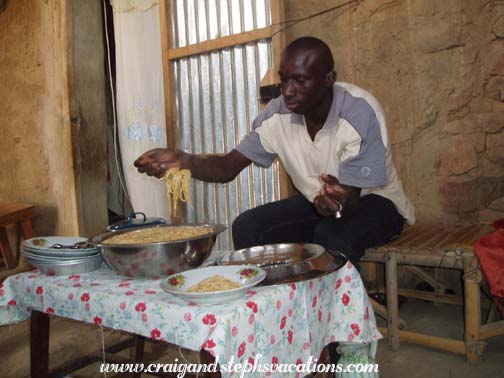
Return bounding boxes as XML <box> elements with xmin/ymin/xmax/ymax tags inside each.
<box><xmin>112</xmin><ymin>0</ymin><xmax>169</xmax><ymax>219</ymax></box>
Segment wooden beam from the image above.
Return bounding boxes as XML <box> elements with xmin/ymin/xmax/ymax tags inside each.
<box><xmin>159</xmin><ymin>0</ymin><xmax>177</xmax><ymax>149</ymax></box>
<box><xmin>167</xmin><ymin>26</ymin><xmax>274</xmax><ymax>61</ymax></box>
<box><xmin>397</xmin><ymin>288</ymin><xmax>464</xmax><ymax>306</ymax></box>
<box><xmin>479</xmin><ymin>320</ymin><xmax>504</xmax><ymax>340</ymax></box>
<box><xmin>378</xmin><ymin>327</ymin><xmax>467</xmax><ymax>356</ymax></box>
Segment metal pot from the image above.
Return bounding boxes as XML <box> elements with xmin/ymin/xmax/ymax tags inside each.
<box><xmin>89</xmin><ymin>223</ymin><xmax>226</xmax><ymax>278</ymax></box>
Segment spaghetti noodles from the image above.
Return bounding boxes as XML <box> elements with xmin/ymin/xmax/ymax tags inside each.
<box><xmin>103</xmin><ymin>226</ymin><xmax>211</xmax><ymax>245</ymax></box>
<box><xmin>162</xmin><ymin>167</ymin><xmax>191</xmax><ymax>216</ymax></box>
<box><xmin>186</xmin><ymin>275</ymin><xmax>242</xmax><ymax>293</ymax></box>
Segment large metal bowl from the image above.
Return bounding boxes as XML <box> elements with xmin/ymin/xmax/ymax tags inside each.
<box><xmin>89</xmin><ymin>223</ymin><xmax>226</xmax><ymax>278</ymax></box>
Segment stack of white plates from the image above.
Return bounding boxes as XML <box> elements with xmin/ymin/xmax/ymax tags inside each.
<box><xmin>23</xmin><ymin>236</ymin><xmax>103</xmax><ymax>276</ymax></box>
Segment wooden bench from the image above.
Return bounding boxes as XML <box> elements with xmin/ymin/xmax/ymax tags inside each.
<box><xmin>361</xmin><ymin>223</ymin><xmax>504</xmax><ymax>364</ymax></box>
<box><xmin>0</xmin><ymin>203</ymin><xmax>35</xmax><ymax>282</ymax></box>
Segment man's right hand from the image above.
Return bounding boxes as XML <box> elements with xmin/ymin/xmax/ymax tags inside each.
<box><xmin>133</xmin><ymin>148</ymin><xmax>184</xmax><ymax>178</ymax></box>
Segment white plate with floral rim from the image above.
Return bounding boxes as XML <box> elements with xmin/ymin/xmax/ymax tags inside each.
<box><xmin>160</xmin><ymin>265</ymin><xmax>266</xmax><ymax>305</ymax></box>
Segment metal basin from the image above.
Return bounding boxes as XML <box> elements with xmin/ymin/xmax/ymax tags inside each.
<box><xmin>217</xmin><ymin>243</ymin><xmax>347</xmax><ymax>285</ymax></box>
<box><xmin>89</xmin><ymin>223</ymin><xmax>226</xmax><ymax>278</ymax></box>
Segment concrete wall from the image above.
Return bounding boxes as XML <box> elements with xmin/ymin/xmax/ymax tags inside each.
<box><xmin>285</xmin><ymin>0</ymin><xmax>504</xmax><ymax>224</ymax></box>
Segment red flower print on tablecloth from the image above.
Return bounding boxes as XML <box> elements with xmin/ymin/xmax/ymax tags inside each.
<box><xmin>246</xmin><ymin>290</ymin><xmax>257</xmax><ymax>297</ymax></box>
<box><xmin>141</xmin><ymin>313</ymin><xmax>148</xmax><ymax>322</ymax></box>
<box><xmin>289</xmin><ymin>290</ymin><xmax>294</xmax><ymax>300</ymax></box>
<box><xmin>327</xmin><ymin>312</ymin><xmax>332</xmax><ymax>323</ymax></box>
<box><xmin>202</xmin><ymin>339</ymin><xmax>216</xmax><ymax>349</ymax></box>
<box><xmin>119</xmin><ymin>302</ymin><xmax>126</xmax><ymax>310</ymax></box>
<box><xmin>202</xmin><ymin>314</ymin><xmax>216</xmax><ymax>325</ymax></box>
<box><xmin>312</xmin><ymin>295</ymin><xmax>317</xmax><ymax>308</ymax></box>
<box><xmin>288</xmin><ymin>308</ymin><xmax>293</xmax><ymax>317</ymax></box>
<box><xmin>0</xmin><ymin>289</ymin><xmax>3</xmax><ymax>296</ymax></box>
<box><xmin>335</xmin><ymin>278</ymin><xmax>342</xmax><ymax>290</ymax></box>
<box><xmin>135</xmin><ymin>302</ymin><xmax>147</xmax><ymax>312</ymax></box>
<box><xmin>348</xmin><ymin>261</ymin><xmax>353</xmax><ymax>269</ymax></box>
<box><xmin>318</xmin><ymin>309</ymin><xmax>323</xmax><ymax>322</ymax></box>
<box><xmin>151</xmin><ymin>328</ymin><xmax>161</xmax><ymax>339</ymax></box>
<box><xmin>303</xmin><ymin>342</ymin><xmax>310</xmax><ymax>350</ymax></box>
<box><xmin>94</xmin><ymin>316</ymin><xmax>102</xmax><ymax>325</ymax></box>
<box><xmin>351</xmin><ymin>323</ymin><xmax>361</xmax><ymax>336</ymax></box>
<box><xmin>73</xmin><ymin>283</ymin><xmax>81</xmax><ymax>288</ymax></box>
<box><xmin>144</xmin><ymin>290</ymin><xmax>157</xmax><ymax>295</ymax></box>
<box><xmin>85</xmin><ymin>303</ymin><xmax>90</xmax><ymax>311</ymax></box>
<box><xmin>246</xmin><ymin>301</ymin><xmax>258</xmax><ymax>313</ymax></box>
<box><xmin>270</xmin><ymin>335</ymin><xmax>275</xmax><ymax>344</ymax></box>
<box><xmin>348</xmin><ymin>333</ymin><xmax>355</xmax><ymax>341</ymax></box>
<box><xmin>125</xmin><ymin>291</ymin><xmax>135</xmax><ymax>296</ymax></box>
<box><xmin>184</xmin><ymin>312</ymin><xmax>192</xmax><ymax>321</ymax></box>
<box><xmin>272</xmin><ymin>356</ymin><xmax>279</xmax><ymax>368</ymax></box>
<box><xmin>248</xmin><ymin>357</ymin><xmax>255</xmax><ymax>366</ymax></box>
<box><xmin>280</xmin><ymin>315</ymin><xmax>287</xmax><ymax>330</ymax></box>
<box><xmin>68</xmin><ymin>275</ymin><xmax>80</xmax><ymax>281</ymax></box>
<box><xmin>46</xmin><ymin>307</ymin><xmax>54</xmax><ymax>314</ymax></box>
<box><xmin>296</xmin><ymin>358</ymin><xmax>303</xmax><ymax>367</ymax></box>
<box><xmin>290</xmin><ymin>283</ymin><xmax>296</xmax><ymax>291</ymax></box>
<box><xmin>249</xmin><ymin>314</ymin><xmax>255</xmax><ymax>324</ymax></box>
<box><xmin>36</xmin><ymin>286</ymin><xmax>43</xmax><ymax>295</ymax></box>
<box><xmin>90</xmin><ymin>283</ymin><xmax>100</xmax><ymax>287</ymax></box>
<box><xmin>248</xmin><ymin>333</ymin><xmax>254</xmax><ymax>343</ymax></box>
<box><xmin>7</xmin><ymin>299</ymin><xmax>16</xmax><ymax>306</ymax></box>
<box><xmin>232</xmin><ymin>326</ymin><xmax>238</xmax><ymax>337</ymax></box>
<box><xmin>287</xmin><ymin>330</ymin><xmax>293</xmax><ymax>344</ymax></box>
<box><xmin>276</xmin><ymin>300</ymin><xmax>281</xmax><ymax>310</ymax></box>
<box><xmin>67</xmin><ymin>293</ymin><xmax>74</xmax><ymax>300</ymax></box>
<box><xmin>330</xmin><ymin>335</ymin><xmax>336</xmax><ymax>343</ymax></box>
<box><xmin>345</xmin><ymin>275</ymin><xmax>351</xmax><ymax>283</ymax></box>
<box><xmin>80</xmin><ymin>293</ymin><xmax>90</xmax><ymax>302</ymax></box>
<box><xmin>237</xmin><ymin>341</ymin><xmax>247</xmax><ymax>358</ymax></box>
<box><xmin>342</xmin><ymin>293</ymin><xmax>350</xmax><ymax>306</ymax></box>
<box><xmin>309</xmin><ymin>281</ymin><xmax>313</xmax><ymax>290</ymax></box>
<box><xmin>118</xmin><ymin>283</ymin><xmax>130</xmax><ymax>287</ymax></box>
<box><xmin>26</xmin><ymin>287</ymin><xmax>31</xmax><ymax>294</ymax></box>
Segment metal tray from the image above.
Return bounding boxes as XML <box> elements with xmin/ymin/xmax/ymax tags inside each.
<box><xmin>217</xmin><ymin>243</ymin><xmax>347</xmax><ymax>285</ymax></box>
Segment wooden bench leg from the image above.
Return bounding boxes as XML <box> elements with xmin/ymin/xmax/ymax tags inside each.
<box><xmin>463</xmin><ymin>255</ymin><xmax>486</xmax><ymax>364</ymax></box>
<box><xmin>386</xmin><ymin>253</ymin><xmax>399</xmax><ymax>351</ymax></box>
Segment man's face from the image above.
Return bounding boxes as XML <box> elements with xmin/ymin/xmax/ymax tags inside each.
<box><xmin>278</xmin><ymin>49</ymin><xmax>330</xmax><ymax>115</ymax></box>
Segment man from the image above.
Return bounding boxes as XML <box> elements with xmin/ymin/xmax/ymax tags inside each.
<box><xmin>134</xmin><ymin>37</ymin><xmax>415</xmax><ymax>266</ymax></box>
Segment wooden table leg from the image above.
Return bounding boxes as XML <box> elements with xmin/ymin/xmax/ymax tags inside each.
<box><xmin>386</xmin><ymin>253</ymin><xmax>399</xmax><ymax>351</ymax></box>
<box><xmin>200</xmin><ymin>350</ymin><xmax>222</xmax><ymax>378</ymax></box>
<box><xmin>0</xmin><ymin>227</ymin><xmax>16</xmax><ymax>269</ymax></box>
<box><xmin>464</xmin><ymin>255</ymin><xmax>485</xmax><ymax>364</ymax></box>
<box><xmin>132</xmin><ymin>336</ymin><xmax>145</xmax><ymax>378</ymax></box>
<box><xmin>31</xmin><ymin>310</ymin><xmax>50</xmax><ymax>378</ymax></box>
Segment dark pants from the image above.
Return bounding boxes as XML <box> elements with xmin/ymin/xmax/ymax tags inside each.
<box><xmin>232</xmin><ymin>194</ymin><xmax>405</xmax><ymax>267</ymax></box>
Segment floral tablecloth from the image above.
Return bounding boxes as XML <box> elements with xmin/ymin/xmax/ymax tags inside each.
<box><xmin>0</xmin><ymin>261</ymin><xmax>381</xmax><ymax>377</ymax></box>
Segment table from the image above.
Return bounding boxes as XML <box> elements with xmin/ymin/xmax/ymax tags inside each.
<box><xmin>0</xmin><ymin>261</ymin><xmax>381</xmax><ymax>377</ymax></box>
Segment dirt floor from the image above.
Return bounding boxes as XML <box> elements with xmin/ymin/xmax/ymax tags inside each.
<box><xmin>1</xmin><ymin>299</ymin><xmax>503</xmax><ymax>378</ymax></box>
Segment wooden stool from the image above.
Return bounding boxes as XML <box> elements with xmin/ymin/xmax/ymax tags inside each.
<box><xmin>362</xmin><ymin>223</ymin><xmax>504</xmax><ymax>364</ymax></box>
<box><xmin>0</xmin><ymin>203</ymin><xmax>35</xmax><ymax>280</ymax></box>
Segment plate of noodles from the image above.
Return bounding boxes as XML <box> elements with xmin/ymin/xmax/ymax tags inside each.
<box><xmin>160</xmin><ymin>265</ymin><xmax>266</xmax><ymax>304</ymax></box>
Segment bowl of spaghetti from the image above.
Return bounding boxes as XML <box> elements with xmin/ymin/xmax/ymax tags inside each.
<box><xmin>89</xmin><ymin>223</ymin><xmax>226</xmax><ymax>278</ymax></box>
<box><xmin>160</xmin><ymin>265</ymin><xmax>266</xmax><ymax>304</ymax></box>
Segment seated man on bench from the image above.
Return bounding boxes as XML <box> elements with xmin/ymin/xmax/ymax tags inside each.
<box><xmin>134</xmin><ymin>36</ymin><xmax>415</xmax><ymax>266</ymax></box>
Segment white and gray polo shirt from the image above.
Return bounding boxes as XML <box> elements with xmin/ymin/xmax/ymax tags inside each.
<box><xmin>235</xmin><ymin>82</ymin><xmax>415</xmax><ymax>224</ymax></box>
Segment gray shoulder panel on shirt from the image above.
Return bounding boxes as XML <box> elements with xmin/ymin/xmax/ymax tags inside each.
<box><xmin>338</xmin><ymin>91</ymin><xmax>388</xmax><ymax>188</ymax></box>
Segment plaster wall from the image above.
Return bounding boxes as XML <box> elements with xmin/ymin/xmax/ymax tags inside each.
<box><xmin>285</xmin><ymin>0</ymin><xmax>504</xmax><ymax>223</ymax></box>
<box><xmin>0</xmin><ymin>0</ymin><xmax>79</xmax><ymax>236</ymax></box>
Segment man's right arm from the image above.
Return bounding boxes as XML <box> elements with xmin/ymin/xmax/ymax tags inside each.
<box><xmin>134</xmin><ymin>148</ymin><xmax>252</xmax><ymax>183</ymax></box>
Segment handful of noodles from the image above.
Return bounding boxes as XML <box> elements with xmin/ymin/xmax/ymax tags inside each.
<box><xmin>162</xmin><ymin>167</ymin><xmax>191</xmax><ymax>216</ymax></box>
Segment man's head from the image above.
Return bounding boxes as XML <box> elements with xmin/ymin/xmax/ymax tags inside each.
<box><xmin>279</xmin><ymin>37</ymin><xmax>336</xmax><ymax>115</ymax></box>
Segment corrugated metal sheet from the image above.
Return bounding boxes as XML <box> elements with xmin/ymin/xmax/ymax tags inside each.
<box><xmin>171</xmin><ymin>0</ymin><xmax>279</xmax><ymax>250</ymax></box>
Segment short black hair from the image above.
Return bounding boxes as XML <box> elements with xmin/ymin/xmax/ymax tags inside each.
<box><xmin>285</xmin><ymin>37</ymin><xmax>335</xmax><ymax>73</ymax></box>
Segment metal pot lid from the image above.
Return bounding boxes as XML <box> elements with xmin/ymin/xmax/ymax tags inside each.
<box><xmin>106</xmin><ymin>212</ymin><xmax>166</xmax><ymax>232</ymax></box>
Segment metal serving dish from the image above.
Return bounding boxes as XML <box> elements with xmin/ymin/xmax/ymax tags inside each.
<box><xmin>217</xmin><ymin>243</ymin><xmax>347</xmax><ymax>285</ymax></box>
<box><xmin>89</xmin><ymin>223</ymin><xmax>226</xmax><ymax>278</ymax></box>
<box><xmin>24</xmin><ymin>254</ymin><xmax>103</xmax><ymax>276</ymax></box>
